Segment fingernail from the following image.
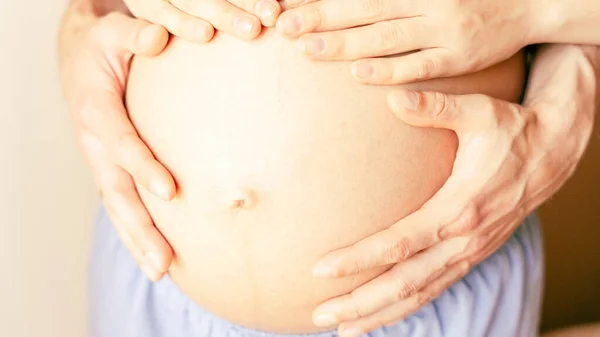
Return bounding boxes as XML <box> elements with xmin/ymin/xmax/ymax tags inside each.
<box><xmin>302</xmin><ymin>36</ymin><xmax>326</xmax><ymax>56</ymax></box>
<box><xmin>279</xmin><ymin>14</ymin><xmax>303</xmax><ymax>35</ymax></box>
<box><xmin>149</xmin><ymin>180</ymin><xmax>171</xmax><ymax>200</ymax></box>
<box><xmin>145</xmin><ymin>251</ymin><xmax>163</xmax><ymax>273</ymax></box>
<box><xmin>340</xmin><ymin>326</ymin><xmax>364</xmax><ymax>337</ymax></box>
<box><xmin>140</xmin><ymin>261</ymin><xmax>161</xmax><ymax>281</ymax></box>
<box><xmin>234</xmin><ymin>16</ymin><xmax>256</xmax><ymax>35</ymax></box>
<box><xmin>255</xmin><ymin>0</ymin><xmax>277</xmax><ymax>22</ymax></box>
<box><xmin>312</xmin><ymin>260</ymin><xmax>336</xmax><ymax>278</ymax></box>
<box><xmin>313</xmin><ymin>313</ymin><xmax>338</xmax><ymax>327</ymax></box>
<box><xmin>390</xmin><ymin>90</ymin><xmax>420</xmax><ymax>111</ymax></box>
<box><xmin>352</xmin><ymin>61</ymin><xmax>374</xmax><ymax>80</ymax></box>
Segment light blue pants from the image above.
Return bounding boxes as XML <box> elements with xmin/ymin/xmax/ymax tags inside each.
<box><xmin>89</xmin><ymin>205</ymin><xmax>544</xmax><ymax>337</ymax></box>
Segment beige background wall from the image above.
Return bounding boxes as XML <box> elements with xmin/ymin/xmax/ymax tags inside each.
<box><xmin>0</xmin><ymin>1</ymin><xmax>598</xmax><ymax>336</ymax></box>
<box><xmin>0</xmin><ymin>1</ymin><xmax>97</xmax><ymax>336</ymax></box>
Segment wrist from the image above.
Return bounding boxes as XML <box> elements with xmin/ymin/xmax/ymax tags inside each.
<box><xmin>526</xmin><ymin>0</ymin><xmax>569</xmax><ymax>44</ymax></box>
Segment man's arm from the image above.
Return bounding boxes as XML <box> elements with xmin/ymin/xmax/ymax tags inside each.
<box><xmin>596</xmin><ymin>48</ymin><xmax>600</xmax><ymax>108</ymax></box>
<box><xmin>536</xmin><ymin>0</ymin><xmax>600</xmax><ymax>44</ymax></box>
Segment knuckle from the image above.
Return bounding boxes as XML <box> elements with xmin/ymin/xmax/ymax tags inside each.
<box><xmin>430</xmin><ymin>91</ymin><xmax>451</xmax><ymax>117</ymax></box>
<box><xmin>308</xmin><ymin>8</ymin><xmax>325</xmax><ymax>31</ymax></box>
<box><xmin>374</xmin><ymin>21</ymin><xmax>402</xmax><ymax>53</ymax></box>
<box><xmin>359</xmin><ymin>0</ymin><xmax>387</xmax><ymax>20</ymax></box>
<box><xmin>101</xmin><ymin>175</ymin><xmax>124</xmax><ymax>197</ymax></box>
<box><xmin>394</xmin><ymin>278</ymin><xmax>417</xmax><ymax>300</ymax></box>
<box><xmin>415</xmin><ymin>58</ymin><xmax>437</xmax><ymax>80</ymax></box>
<box><xmin>454</xmin><ymin>202</ymin><xmax>482</xmax><ymax>234</ymax></box>
<box><xmin>384</xmin><ymin>234</ymin><xmax>411</xmax><ymax>263</ymax></box>
<box><xmin>413</xmin><ymin>291</ymin><xmax>432</xmax><ymax>308</ymax></box>
<box><xmin>350</xmin><ymin>256</ymin><xmax>365</xmax><ymax>275</ymax></box>
<box><xmin>477</xmin><ymin>95</ymin><xmax>501</xmax><ymax>128</ymax></box>
<box><xmin>349</xmin><ymin>290</ymin><xmax>368</xmax><ymax>319</ymax></box>
<box><xmin>479</xmin><ymin>95</ymin><xmax>498</xmax><ymax>113</ymax></box>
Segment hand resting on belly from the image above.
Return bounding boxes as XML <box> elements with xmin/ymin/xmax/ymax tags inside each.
<box><xmin>125</xmin><ymin>29</ymin><xmax>525</xmax><ymax>333</ymax></box>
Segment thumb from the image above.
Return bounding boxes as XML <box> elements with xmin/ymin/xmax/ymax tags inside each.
<box><xmin>386</xmin><ymin>89</ymin><xmax>467</xmax><ymax>131</ymax></box>
<box><xmin>97</xmin><ymin>12</ymin><xmax>169</xmax><ymax>57</ymax></box>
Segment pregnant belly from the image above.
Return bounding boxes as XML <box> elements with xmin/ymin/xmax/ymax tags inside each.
<box><xmin>126</xmin><ymin>30</ymin><xmax>524</xmax><ymax>333</ymax></box>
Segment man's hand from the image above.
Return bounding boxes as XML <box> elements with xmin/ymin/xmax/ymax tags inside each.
<box><xmin>308</xmin><ymin>44</ymin><xmax>598</xmax><ymax>336</ymax></box>
<box><xmin>276</xmin><ymin>0</ymin><xmax>541</xmax><ymax>84</ymax></box>
<box><xmin>124</xmin><ymin>0</ymin><xmax>282</xmax><ymax>42</ymax></box>
<box><xmin>58</xmin><ymin>5</ymin><xmax>175</xmax><ymax>281</ymax></box>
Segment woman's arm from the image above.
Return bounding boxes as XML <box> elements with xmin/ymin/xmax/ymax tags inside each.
<box><xmin>59</xmin><ymin>0</ymin><xmax>176</xmax><ymax>281</ymax></box>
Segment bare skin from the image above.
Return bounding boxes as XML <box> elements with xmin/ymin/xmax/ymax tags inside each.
<box><xmin>125</xmin><ymin>27</ymin><xmax>525</xmax><ymax>332</ymax></box>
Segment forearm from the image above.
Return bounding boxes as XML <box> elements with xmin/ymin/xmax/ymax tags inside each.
<box><xmin>534</xmin><ymin>0</ymin><xmax>600</xmax><ymax>44</ymax></box>
<box><xmin>596</xmin><ymin>48</ymin><xmax>600</xmax><ymax>109</ymax></box>
<box><xmin>523</xmin><ymin>44</ymin><xmax>598</xmax><ymax>128</ymax></box>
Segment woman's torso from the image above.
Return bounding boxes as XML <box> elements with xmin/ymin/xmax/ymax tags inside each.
<box><xmin>126</xmin><ymin>29</ymin><xmax>525</xmax><ymax>333</ymax></box>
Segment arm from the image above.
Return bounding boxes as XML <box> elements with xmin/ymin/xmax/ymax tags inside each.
<box><xmin>58</xmin><ymin>0</ymin><xmax>175</xmax><ymax>281</ymax></box>
<box><xmin>596</xmin><ymin>48</ymin><xmax>600</xmax><ymax>107</ymax></box>
<box><xmin>536</xmin><ymin>0</ymin><xmax>600</xmax><ymax>44</ymax></box>
<box><xmin>311</xmin><ymin>43</ymin><xmax>598</xmax><ymax>336</ymax></box>
<box><xmin>276</xmin><ymin>0</ymin><xmax>600</xmax><ymax>84</ymax></box>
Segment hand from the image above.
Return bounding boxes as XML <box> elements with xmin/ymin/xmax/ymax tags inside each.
<box><xmin>277</xmin><ymin>0</ymin><xmax>541</xmax><ymax>84</ymax></box>
<box><xmin>58</xmin><ymin>11</ymin><xmax>176</xmax><ymax>281</ymax></box>
<box><xmin>124</xmin><ymin>0</ymin><xmax>282</xmax><ymax>42</ymax></box>
<box><xmin>308</xmin><ymin>44</ymin><xmax>598</xmax><ymax>336</ymax></box>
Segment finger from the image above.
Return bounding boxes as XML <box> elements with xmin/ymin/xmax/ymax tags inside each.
<box><xmin>338</xmin><ymin>261</ymin><xmax>472</xmax><ymax>337</ymax></box>
<box><xmin>105</xmin><ymin>205</ymin><xmax>163</xmax><ymax>281</ymax></box>
<box><xmin>97</xmin><ymin>11</ymin><xmax>170</xmax><ymax>56</ymax></box>
<box><xmin>299</xmin><ymin>18</ymin><xmax>431</xmax><ymax>60</ymax></box>
<box><xmin>284</xmin><ymin>0</ymin><xmax>318</xmax><ymax>9</ymax></box>
<box><xmin>311</xmin><ymin>169</ymin><xmax>485</xmax><ymax>278</ymax></box>
<box><xmin>312</xmin><ymin>208</ymin><xmax>445</xmax><ymax>278</ymax></box>
<box><xmin>276</xmin><ymin>0</ymin><xmax>419</xmax><ymax>37</ymax></box>
<box><xmin>351</xmin><ymin>48</ymin><xmax>456</xmax><ymax>84</ymax></box>
<box><xmin>312</xmin><ymin>237</ymin><xmax>469</xmax><ymax>327</ymax></box>
<box><xmin>78</xmin><ymin>91</ymin><xmax>176</xmax><ymax>201</ymax></box>
<box><xmin>169</xmin><ymin>0</ymin><xmax>261</xmax><ymax>39</ymax></box>
<box><xmin>99</xmin><ymin>164</ymin><xmax>174</xmax><ymax>280</ymax></box>
<box><xmin>81</xmin><ymin>133</ymin><xmax>173</xmax><ymax>280</ymax></box>
<box><xmin>227</xmin><ymin>0</ymin><xmax>281</xmax><ymax>27</ymax></box>
<box><xmin>387</xmin><ymin>90</ymin><xmax>506</xmax><ymax>133</ymax></box>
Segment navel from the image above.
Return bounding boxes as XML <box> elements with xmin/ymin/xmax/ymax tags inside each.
<box><xmin>227</xmin><ymin>188</ymin><xmax>257</xmax><ymax>210</ymax></box>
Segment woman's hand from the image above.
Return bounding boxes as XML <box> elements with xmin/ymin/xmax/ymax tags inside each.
<box><xmin>58</xmin><ymin>8</ymin><xmax>176</xmax><ymax>281</ymax></box>
<box><xmin>309</xmin><ymin>44</ymin><xmax>598</xmax><ymax>337</ymax></box>
<box><xmin>277</xmin><ymin>0</ymin><xmax>542</xmax><ymax>84</ymax></box>
<box><xmin>124</xmin><ymin>0</ymin><xmax>282</xmax><ymax>42</ymax></box>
